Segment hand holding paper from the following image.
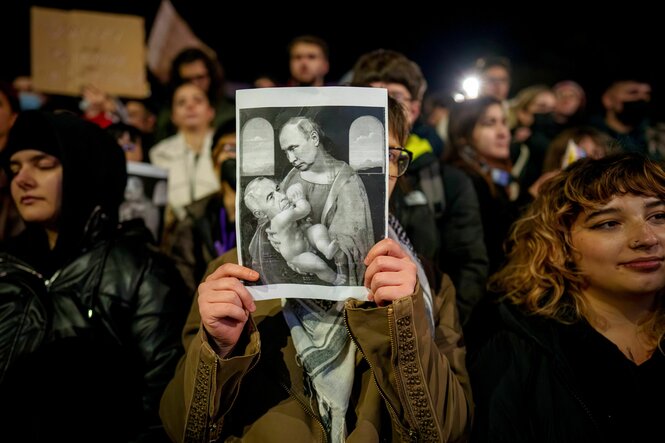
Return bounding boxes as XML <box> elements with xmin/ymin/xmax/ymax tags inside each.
<box><xmin>198</xmin><ymin>263</ymin><xmax>258</xmax><ymax>357</ymax></box>
<box><xmin>363</xmin><ymin>238</ymin><xmax>417</xmax><ymax>306</ymax></box>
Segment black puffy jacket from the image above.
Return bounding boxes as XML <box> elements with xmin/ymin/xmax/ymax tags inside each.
<box><xmin>0</xmin><ymin>220</ymin><xmax>190</xmax><ymax>442</ymax></box>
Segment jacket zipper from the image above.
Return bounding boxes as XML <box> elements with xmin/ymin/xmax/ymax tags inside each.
<box><xmin>279</xmin><ymin>380</ymin><xmax>327</xmax><ymax>443</ymax></box>
<box><xmin>343</xmin><ymin>306</ymin><xmax>417</xmax><ymax>440</ymax></box>
<box><xmin>44</xmin><ymin>269</ymin><xmax>61</xmax><ymax>288</ymax></box>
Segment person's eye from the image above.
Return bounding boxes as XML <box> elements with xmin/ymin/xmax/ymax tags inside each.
<box><xmin>37</xmin><ymin>160</ymin><xmax>57</xmax><ymax>169</ymax></box>
<box><xmin>591</xmin><ymin>220</ymin><xmax>620</xmax><ymax>230</ymax></box>
<box><xmin>649</xmin><ymin>212</ymin><xmax>665</xmax><ymax>224</ymax></box>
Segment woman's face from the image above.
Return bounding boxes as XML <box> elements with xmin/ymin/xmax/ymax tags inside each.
<box><xmin>171</xmin><ymin>83</ymin><xmax>214</xmax><ymax>131</ymax></box>
<box><xmin>571</xmin><ymin>194</ymin><xmax>665</xmax><ymax>302</ymax></box>
<box><xmin>472</xmin><ymin>103</ymin><xmax>511</xmax><ymax>162</ymax></box>
<box><xmin>9</xmin><ymin>149</ymin><xmax>63</xmax><ymax>228</ymax></box>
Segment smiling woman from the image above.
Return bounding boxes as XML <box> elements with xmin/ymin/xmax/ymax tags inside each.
<box><xmin>467</xmin><ymin>152</ymin><xmax>665</xmax><ymax>443</ymax></box>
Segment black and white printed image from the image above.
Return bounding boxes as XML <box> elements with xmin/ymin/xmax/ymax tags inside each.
<box><xmin>119</xmin><ymin>162</ymin><xmax>168</xmax><ymax>243</ymax></box>
<box><xmin>236</xmin><ymin>87</ymin><xmax>387</xmax><ymax>300</ymax></box>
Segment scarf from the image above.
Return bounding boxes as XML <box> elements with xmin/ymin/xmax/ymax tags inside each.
<box><xmin>283</xmin><ymin>215</ymin><xmax>435</xmax><ymax>442</ymax></box>
<box><xmin>282</xmin><ymin>299</ymin><xmax>355</xmax><ymax>442</ymax></box>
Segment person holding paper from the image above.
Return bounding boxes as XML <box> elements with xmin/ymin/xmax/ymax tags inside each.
<box><xmin>159</xmin><ymin>97</ymin><xmax>472</xmax><ymax>442</ymax></box>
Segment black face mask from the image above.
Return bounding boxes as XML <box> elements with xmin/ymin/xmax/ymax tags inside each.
<box><xmin>616</xmin><ymin>100</ymin><xmax>650</xmax><ymax>127</ymax></box>
<box><xmin>220</xmin><ymin>158</ymin><xmax>236</xmax><ymax>190</ymax></box>
<box><xmin>531</xmin><ymin>112</ymin><xmax>559</xmax><ymax>137</ymax></box>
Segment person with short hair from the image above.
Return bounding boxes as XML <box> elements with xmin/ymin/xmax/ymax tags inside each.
<box><xmin>287</xmin><ymin>35</ymin><xmax>330</xmax><ymax>87</ymax></box>
<box><xmin>159</xmin><ymin>97</ymin><xmax>472</xmax><ymax>442</ymax></box>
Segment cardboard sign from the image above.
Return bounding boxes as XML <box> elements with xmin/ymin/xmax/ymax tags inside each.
<box><xmin>31</xmin><ymin>6</ymin><xmax>148</xmax><ymax>98</ymax></box>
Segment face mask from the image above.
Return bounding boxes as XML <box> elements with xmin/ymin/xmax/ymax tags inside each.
<box><xmin>531</xmin><ymin>112</ymin><xmax>558</xmax><ymax>136</ymax></box>
<box><xmin>19</xmin><ymin>92</ymin><xmax>44</xmax><ymax>111</ymax></box>
<box><xmin>220</xmin><ymin>158</ymin><xmax>236</xmax><ymax>190</ymax></box>
<box><xmin>616</xmin><ymin>100</ymin><xmax>650</xmax><ymax>127</ymax></box>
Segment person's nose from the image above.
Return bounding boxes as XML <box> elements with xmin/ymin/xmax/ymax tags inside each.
<box><xmin>286</xmin><ymin>150</ymin><xmax>296</xmax><ymax>163</ymax></box>
<box><xmin>497</xmin><ymin>123</ymin><xmax>510</xmax><ymax>141</ymax></box>
<box><xmin>629</xmin><ymin>221</ymin><xmax>660</xmax><ymax>249</ymax></box>
<box><xmin>12</xmin><ymin>166</ymin><xmax>36</xmax><ymax>190</ymax></box>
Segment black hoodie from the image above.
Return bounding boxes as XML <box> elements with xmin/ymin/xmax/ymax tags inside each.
<box><xmin>2</xmin><ymin>110</ymin><xmax>127</xmax><ymax>275</ymax></box>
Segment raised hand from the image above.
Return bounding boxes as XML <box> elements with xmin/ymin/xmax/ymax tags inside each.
<box><xmin>197</xmin><ymin>263</ymin><xmax>259</xmax><ymax>357</ymax></box>
<box><xmin>363</xmin><ymin>238</ymin><xmax>417</xmax><ymax>306</ymax></box>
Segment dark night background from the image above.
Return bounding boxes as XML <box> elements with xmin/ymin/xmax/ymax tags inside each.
<box><xmin>4</xmin><ymin>1</ymin><xmax>663</xmax><ymax>118</ymax></box>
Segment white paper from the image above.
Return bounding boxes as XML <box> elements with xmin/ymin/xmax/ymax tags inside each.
<box><xmin>235</xmin><ymin>87</ymin><xmax>388</xmax><ymax>301</ymax></box>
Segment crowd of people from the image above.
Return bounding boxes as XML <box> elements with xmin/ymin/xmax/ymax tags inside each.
<box><xmin>1</xmin><ymin>32</ymin><xmax>664</xmax><ymax>442</ymax></box>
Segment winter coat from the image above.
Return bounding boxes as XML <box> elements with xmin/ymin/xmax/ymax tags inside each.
<box><xmin>160</xmin><ymin>249</ymin><xmax>473</xmax><ymax>442</ymax></box>
<box><xmin>468</xmin><ymin>302</ymin><xmax>664</xmax><ymax>443</ymax></box>
<box><xmin>0</xmin><ymin>220</ymin><xmax>190</xmax><ymax>442</ymax></box>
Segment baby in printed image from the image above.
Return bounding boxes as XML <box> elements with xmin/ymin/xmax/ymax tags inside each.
<box><xmin>243</xmin><ymin>178</ymin><xmax>345</xmax><ymax>285</ymax></box>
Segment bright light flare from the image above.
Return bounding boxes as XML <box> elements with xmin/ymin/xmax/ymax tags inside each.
<box><xmin>461</xmin><ymin>76</ymin><xmax>480</xmax><ymax>99</ymax></box>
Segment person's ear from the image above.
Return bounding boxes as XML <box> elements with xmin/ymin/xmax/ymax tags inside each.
<box><xmin>601</xmin><ymin>90</ymin><xmax>615</xmax><ymax>111</ymax></box>
<box><xmin>253</xmin><ymin>209</ymin><xmax>266</xmax><ymax>219</ymax></box>
<box><xmin>310</xmin><ymin>131</ymin><xmax>320</xmax><ymax>146</ymax></box>
<box><xmin>410</xmin><ymin>99</ymin><xmax>422</xmax><ymax>121</ymax></box>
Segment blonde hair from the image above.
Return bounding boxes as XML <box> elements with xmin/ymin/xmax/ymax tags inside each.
<box><xmin>491</xmin><ymin>153</ymin><xmax>665</xmax><ymax>347</ymax></box>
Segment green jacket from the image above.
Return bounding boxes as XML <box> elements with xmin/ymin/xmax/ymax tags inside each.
<box><xmin>160</xmin><ymin>250</ymin><xmax>472</xmax><ymax>442</ymax></box>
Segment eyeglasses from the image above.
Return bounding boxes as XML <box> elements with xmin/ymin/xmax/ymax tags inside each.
<box><xmin>221</xmin><ymin>143</ymin><xmax>236</xmax><ymax>153</ymax></box>
<box><xmin>388</xmin><ymin>147</ymin><xmax>412</xmax><ymax>177</ymax></box>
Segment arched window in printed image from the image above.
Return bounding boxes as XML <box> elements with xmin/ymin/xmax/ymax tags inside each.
<box><xmin>241</xmin><ymin>117</ymin><xmax>275</xmax><ymax>176</ymax></box>
<box><xmin>348</xmin><ymin>115</ymin><xmax>384</xmax><ymax>173</ymax></box>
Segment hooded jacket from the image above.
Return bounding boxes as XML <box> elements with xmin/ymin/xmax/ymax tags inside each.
<box><xmin>0</xmin><ymin>111</ymin><xmax>190</xmax><ymax>442</ymax></box>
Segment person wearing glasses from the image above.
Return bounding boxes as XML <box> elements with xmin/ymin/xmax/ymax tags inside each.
<box><xmin>352</xmin><ymin>50</ymin><xmax>489</xmax><ymax>326</ymax></box>
<box><xmin>159</xmin><ymin>96</ymin><xmax>472</xmax><ymax>442</ymax></box>
<box><xmin>154</xmin><ymin>47</ymin><xmax>235</xmax><ymax>143</ymax></box>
